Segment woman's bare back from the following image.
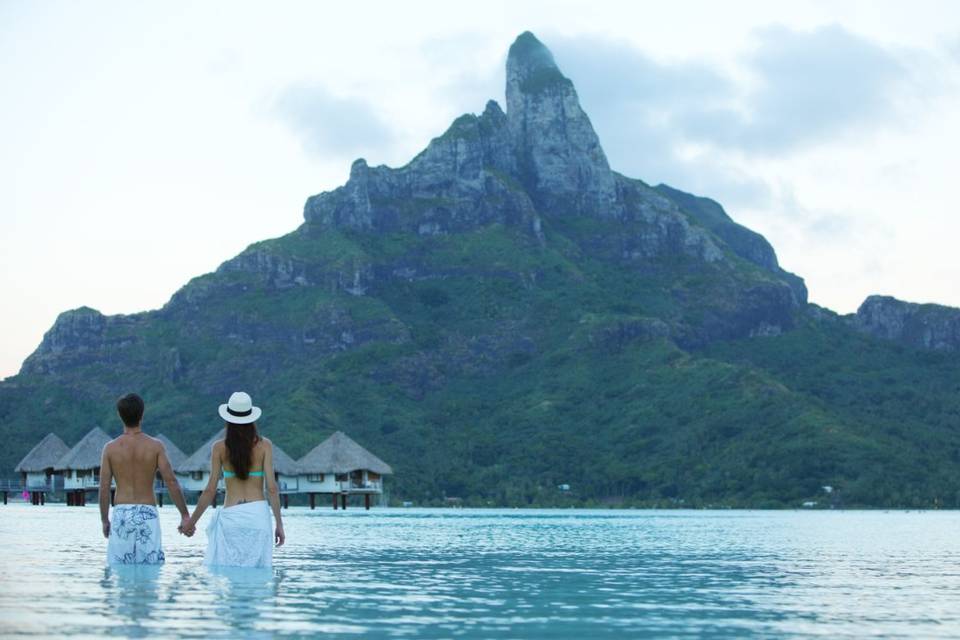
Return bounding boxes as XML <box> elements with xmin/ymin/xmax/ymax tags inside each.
<box><xmin>216</xmin><ymin>438</ymin><xmax>270</xmax><ymax>506</ymax></box>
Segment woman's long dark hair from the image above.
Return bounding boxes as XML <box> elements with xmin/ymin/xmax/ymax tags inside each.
<box><xmin>225</xmin><ymin>421</ymin><xmax>260</xmax><ymax>480</ymax></box>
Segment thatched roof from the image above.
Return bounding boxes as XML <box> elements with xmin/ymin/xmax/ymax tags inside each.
<box><xmin>297</xmin><ymin>431</ymin><xmax>393</xmax><ymax>475</ymax></box>
<box><xmin>55</xmin><ymin>427</ymin><xmax>112</xmax><ymax>471</ymax></box>
<box><xmin>270</xmin><ymin>442</ymin><xmax>301</xmax><ymax>476</ymax></box>
<box><xmin>176</xmin><ymin>429</ymin><xmax>224</xmax><ymax>474</ymax></box>
<box><xmin>155</xmin><ymin>433</ymin><xmax>187</xmax><ymax>469</ymax></box>
<box><xmin>15</xmin><ymin>433</ymin><xmax>71</xmax><ymax>473</ymax></box>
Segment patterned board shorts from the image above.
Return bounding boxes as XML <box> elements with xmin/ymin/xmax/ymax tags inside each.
<box><xmin>107</xmin><ymin>504</ymin><xmax>165</xmax><ymax>565</ymax></box>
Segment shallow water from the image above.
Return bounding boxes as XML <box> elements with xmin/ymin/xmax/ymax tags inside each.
<box><xmin>1</xmin><ymin>505</ymin><xmax>958</xmax><ymax>638</ymax></box>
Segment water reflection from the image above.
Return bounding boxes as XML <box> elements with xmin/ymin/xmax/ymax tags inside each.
<box><xmin>100</xmin><ymin>565</ymin><xmax>161</xmax><ymax>637</ymax></box>
<box><xmin>208</xmin><ymin>566</ymin><xmax>276</xmax><ymax>635</ymax></box>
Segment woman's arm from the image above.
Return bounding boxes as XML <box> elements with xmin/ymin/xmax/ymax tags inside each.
<box><xmin>262</xmin><ymin>439</ymin><xmax>285</xmax><ymax>546</ymax></box>
<box><xmin>185</xmin><ymin>441</ymin><xmax>223</xmax><ymax>534</ymax></box>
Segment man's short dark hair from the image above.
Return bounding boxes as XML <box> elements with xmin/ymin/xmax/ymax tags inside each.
<box><xmin>116</xmin><ymin>393</ymin><xmax>145</xmax><ymax>427</ymax></box>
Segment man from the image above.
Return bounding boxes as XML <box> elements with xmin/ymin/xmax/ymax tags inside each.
<box><xmin>99</xmin><ymin>393</ymin><xmax>192</xmax><ymax>564</ymax></box>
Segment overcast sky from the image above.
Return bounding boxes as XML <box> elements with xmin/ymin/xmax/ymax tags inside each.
<box><xmin>2</xmin><ymin>0</ymin><xmax>959</xmax><ymax>379</ymax></box>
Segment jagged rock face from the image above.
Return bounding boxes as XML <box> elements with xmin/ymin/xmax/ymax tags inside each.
<box><xmin>301</xmin><ymin>32</ymin><xmax>799</xmax><ymax>288</ymax></box>
<box><xmin>614</xmin><ymin>176</ymin><xmax>724</xmax><ymax>263</ymax></box>
<box><xmin>505</xmin><ymin>32</ymin><xmax>619</xmax><ymax>217</ymax></box>
<box><xmin>851</xmin><ymin>296</ymin><xmax>960</xmax><ymax>351</ymax></box>
<box><xmin>20</xmin><ymin>307</ymin><xmax>144</xmax><ymax>375</ymax></box>
<box><xmin>304</xmin><ymin>101</ymin><xmax>543</xmax><ymax>239</ymax></box>
<box><xmin>655</xmin><ymin>185</ymin><xmax>779</xmax><ymax>271</ymax></box>
<box><xmin>654</xmin><ymin>184</ymin><xmax>808</xmax><ymax>305</ymax></box>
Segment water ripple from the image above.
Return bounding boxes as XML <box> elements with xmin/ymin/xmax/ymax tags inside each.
<box><xmin>1</xmin><ymin>507</ymin><xmax>959</xmax><ymax>637</ymax></box>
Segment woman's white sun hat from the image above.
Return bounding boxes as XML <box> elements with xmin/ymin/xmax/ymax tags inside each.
<box><xmin>218</xmin><ymin>391</ymin><xmax>261</xmax><ymax>424</ymax></box>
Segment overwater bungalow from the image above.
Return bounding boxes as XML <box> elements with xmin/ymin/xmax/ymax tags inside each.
<box><xmin>154</xmin><ymin>433</ymin><xmax>186</xmax><ymax>505</ymax></box>
<box><xmin>55</xmin><ymin>427</ymin><xmax>112</xmax><ymax>506</ymax></box>
<box><xmin>156</xmin><ymin>433</ymin><xmax>187</xmax><ymax>469</ymax></box>
<box><xmin>14</xmin><ymin>433</ymin><xmax>70</xmax><ymax>505</ymax></box>
<box><xmin>271</xmin><ymin>443</ymin><xmax>301</xmax><ymax>492</ymax></box>
<box><xmin>297</xmin><ymin>431</ymin><xmax>393</xmax><ymax>509</ymax></box>
<box><xmin>175</xmin><ymin>430</ymin><xmax>225</xmax><ymax>494</ymax></box>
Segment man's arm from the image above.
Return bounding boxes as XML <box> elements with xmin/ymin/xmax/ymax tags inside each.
<box><xmin>185</xmin><ymin>442</ymin><xmax>223</xmax><ymax>534</ymax></box>
<box><xmin>98</xmin><ymin>445</ymin><xmax>113</xmax><ymax>539</ymax></box>
<box><xmin>157</xmin><ymin>444</ymin><xmax>191</xmax><ymax>532</ymax></box>
<box><xmin>262</xmin><ymin>439</ymin><xmax>285</xmax><ymax>546</ymax></box>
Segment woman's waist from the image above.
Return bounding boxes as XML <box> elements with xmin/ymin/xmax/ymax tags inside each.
<box><xmin>222</xmin><ymin>495</ymin><xmax>268</xmax><ymax>509</ymax></box>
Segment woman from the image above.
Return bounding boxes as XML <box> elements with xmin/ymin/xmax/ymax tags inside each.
<box><xmin>183</xmin><ymin>391</ymin><xmax>285</xmax><ymax>567</ymax></box>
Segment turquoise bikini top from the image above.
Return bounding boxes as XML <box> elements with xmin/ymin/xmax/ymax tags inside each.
<box><xmin>223</xmin><ymin>470</ymin><xmax>264</xmax><ymax>478</ymax></box>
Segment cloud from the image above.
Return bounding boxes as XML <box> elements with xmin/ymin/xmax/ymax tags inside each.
<box><xmin>419</xmin><ymin>32</ymin><xmax>505</xmax><ymax>119</ymax></box>
<box><xmin>715</xmin><ymin>24</ymin><xmax>908</xmax><ymax>152</ymax></box>
<box><xmin>548</xmin><ymin>24</ymin><xmax>934</xmax><ymax>224</ymax></box>
<box><xmin>551</xmin><ymin>37</ymin><xmax>762</xmax><ymax>209</ymax></box>
<box><xmin>272</xmin><ymin>84</ymin><xmax>395</xmax><ymax>159</ymax></box>
<box><xmin>555</xmin><ymin>25</ymin><xmax>917</xmax><ymax>159</ymax></box>
<box><xmin>948</xmin><ymin>35</ymin><xmax>960</xmax><ymax>61</ymax></box>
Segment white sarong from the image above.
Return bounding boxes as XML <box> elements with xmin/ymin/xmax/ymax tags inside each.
<box><xmin>204</xmin><ymin>500</ymin><xmax>273</xmax><ymax>568</ymax></box>
<box><xmin>107</xmin><ymin>504</ymin><xmax>165</xmax><ymax>565</ymax></box>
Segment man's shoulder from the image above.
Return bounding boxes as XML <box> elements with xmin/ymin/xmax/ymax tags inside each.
<box><xmin>126</xmin><ymin>434</ymin><xmax>163</xmax><ymax>453</ymax></box>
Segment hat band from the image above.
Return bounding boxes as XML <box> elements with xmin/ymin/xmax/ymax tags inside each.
<box><xmin>227</xmin><ymin>407</ymin><xmax>253</xmax><ymax>418</ymax></box>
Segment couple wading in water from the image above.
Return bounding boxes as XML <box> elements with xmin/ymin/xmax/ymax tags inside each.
<box><xmin>99</xmin><ymin>392</ymin><xmax>285</xmax><ymax>568</ymax></box>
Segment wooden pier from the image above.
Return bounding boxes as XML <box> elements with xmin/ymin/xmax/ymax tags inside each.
<box><xmin>0</xmin><ymin>479</ymin><xmax>54</xmax><ymax>505</ymax></box>
<box><xmin>304</xmin><ymin>491</ymin><xmax>374</xmax><ymax>510</ymax></box>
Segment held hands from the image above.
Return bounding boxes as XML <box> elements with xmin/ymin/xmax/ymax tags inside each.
<box><xmin>178</xmin><ymin>515</ymin><xmax>196</xmax><ymax>537</ymax></box>
<box><xmin>275</xmin><ymin>525</ymin><xmax>285</xmax><ymax>547</ymax></box>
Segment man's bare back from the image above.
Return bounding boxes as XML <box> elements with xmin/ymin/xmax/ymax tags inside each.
<box><xmin>103</xmin><ymin>433</ymin><xmax>169</xmax><ymax>506</ymax></box>
<box><xmin>100</xmin><ymin>393</ymin><xmax>191</xmax><ymax>548</ymax></box>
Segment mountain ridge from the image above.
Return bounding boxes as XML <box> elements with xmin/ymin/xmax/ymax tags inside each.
<box><xmin>5</xmin><ymin>32</ymin><xmax>959</xmax><ymax>507</ymax></box>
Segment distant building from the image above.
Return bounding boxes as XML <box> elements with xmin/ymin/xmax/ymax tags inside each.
<box><xmin>176</xmin><ymin>430</ymin><xmax>225</xmax><ymax>493</ymax></box>
<box><xmin>297</xmin><ymin>431</ymin><xmax>393</xmax><ymax>509</ymax></box>
<box><xmin>9</xmin><ymin>427</ymin><xmax>393</xmax><ymax>510</ymax></box>
<box><xmin>271</xmin><ymin>443</ymin><xmax>301</xmax><ymax>494</ymax></box>
<box><xmin>156</xmin><ymin>433</ymin><xmax>187</xmax><ymax>470</ymax></box>
<box><xmin>154</xmin><ymin>433</ymin><xmax>187</xmax><ymax>503</ymax></box>
<box><xmin>55</xmin><ymin>427</ymin><xmax>112</xmax><ymax>505</ymax></box>
<box><xmin>15</xmin><ymin>433</ymin><xmax>70</xmax><ymax>490</ymax></box>
<box><xmin>15</xmin><ymin>433</ymin><xmax>70</xmax><ymax>504</ymax></box>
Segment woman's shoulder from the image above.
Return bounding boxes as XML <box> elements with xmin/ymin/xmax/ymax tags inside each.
<box><xmin>212</xmin><ymin>439</ymin><xmax>226</xmax><ymax>452</ymax></box>
<box><xmin>257</xmin><ymin>436</ymin><xmax>273</xmax><ymax>449</ymax></box>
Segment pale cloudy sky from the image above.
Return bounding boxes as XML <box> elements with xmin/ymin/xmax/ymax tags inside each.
<box><xmin>2</xmin><ymin>0</ymin><xmax>959</xmax><ymax>379</ymax></box>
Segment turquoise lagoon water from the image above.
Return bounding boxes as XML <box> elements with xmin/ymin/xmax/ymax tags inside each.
<box><xmin>1</xmin><ymin>505</ymin><xmax>958</xmax><ymax>638</ymax></box>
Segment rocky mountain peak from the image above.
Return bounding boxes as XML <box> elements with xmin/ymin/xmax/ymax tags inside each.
<box><xmin>482</xmin><ymin>99</ymin><xmax>507</xmax><ymax>124</ymax></box>
<box><xmin>350</xmin><ymin>158</ymin><xmax>369</xmax><ymax>179</ymax></box>
<box><xmin>20</xmin><ymin>306</ymin><xmax>122</xmax><ymax>375</ymax></box>
<box><xmin>850</xmin><ymin>295</ymin><xmax>960</xmax><ymax>351</ymax></box>
<box><xmin>505</xmin><ymin>32</ymin><xmax>617</xmax><ymax>215</ymax></box>
<box><xmin>505</xmin><ymin>32</ymin><xmax>565</xmax><ymax>95</ymax></box>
